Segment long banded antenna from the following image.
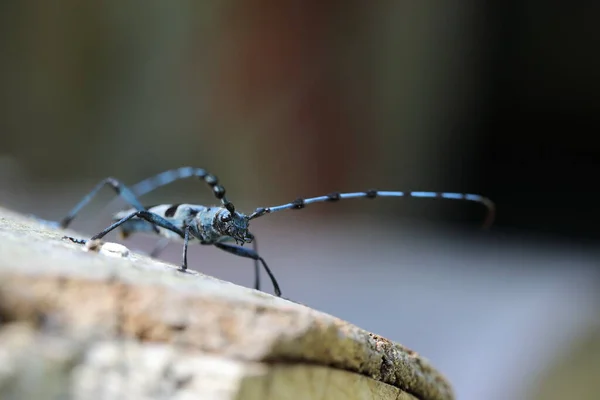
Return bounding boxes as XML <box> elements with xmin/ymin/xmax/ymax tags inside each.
<box><xmin>249</xmin><ymin>190</ymin><xmax>496</xmax><ymax>228</ymax></box>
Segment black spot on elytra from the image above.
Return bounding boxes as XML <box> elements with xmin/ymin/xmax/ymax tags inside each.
<box><xmin>165</xmin><ymin>204</ymin><xmax>181</xmax><ymax>218</ymax></box>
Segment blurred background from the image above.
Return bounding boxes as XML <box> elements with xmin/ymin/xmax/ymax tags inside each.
<box><xmin>1</xmin><ymin>2</ymin><xmax>599</xmax><ymax>399</ymax></box>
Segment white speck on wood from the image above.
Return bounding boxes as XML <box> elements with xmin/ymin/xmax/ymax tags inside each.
<box><xmin>83</xmin><ymin>239</ymin><xmax>131</xmax><ymax>258</ymax></box>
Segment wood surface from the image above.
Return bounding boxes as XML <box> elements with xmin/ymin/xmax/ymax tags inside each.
<box><xmin>0</xmin><ymin>206</ymin><xmax>454</xmax><ymax>400</ymax></box>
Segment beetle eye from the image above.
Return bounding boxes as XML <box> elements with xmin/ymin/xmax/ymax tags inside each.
<box><xmin>220</xmin><ymin>214</ymin><xmax>232</xmax><ymax>222</ymax></box>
